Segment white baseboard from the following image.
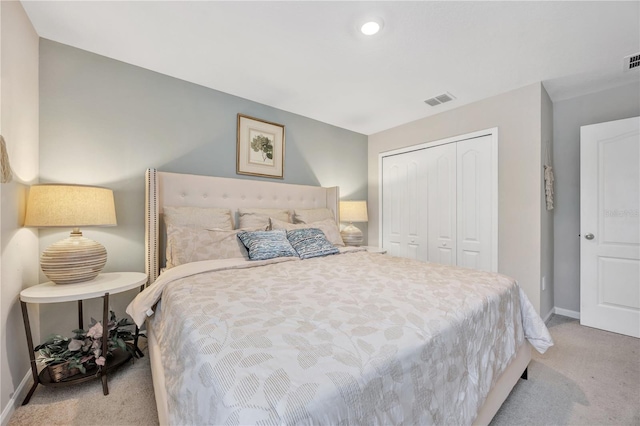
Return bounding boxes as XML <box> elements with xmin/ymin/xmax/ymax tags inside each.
<box><xmin>1</xmin><ymin>370</ymin><xmax>32</xmax><ymax>426</ymax></box>
<box><xmin>554</xmin><ymin>307</ymin><xmax>581</xmax><ymax>320</ymax></box>
<box><xmin>542</xmin><ymin>308</ymin><xmax>555</xmax><ymax>324</ymax></box>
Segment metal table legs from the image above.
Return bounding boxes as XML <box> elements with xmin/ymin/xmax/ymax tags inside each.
<box><xmin>20</xmin><ymin>292</ymin><xmax>139</xmax><ymax>405</ymax></box>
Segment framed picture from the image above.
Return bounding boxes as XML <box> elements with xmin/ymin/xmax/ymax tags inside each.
<box><xmin>236</xmin><ymin>114</ymin><xmax>285</xmax><ymax>179</ymax></box>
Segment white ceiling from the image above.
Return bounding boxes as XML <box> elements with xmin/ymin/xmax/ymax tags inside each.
<box><xmin>21</xmin><ymin>1</ymin><xmax>640</xmax><ymax>135</ymax></box>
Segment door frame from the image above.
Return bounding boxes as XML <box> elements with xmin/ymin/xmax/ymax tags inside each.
<box><xmin>378</xmin><ymin>127</ymin><xmax>499</xmax><ymax>271</ymax></box>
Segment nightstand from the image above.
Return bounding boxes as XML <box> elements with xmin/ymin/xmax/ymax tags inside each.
<box><xmin>362</xmin><ymin>246</ymin><xmax>387</xmax><ymax>254</ymax></box>
<box><xmin>19</xmin><ymin>272</ymin><xmax>147</xmax><ymax>405</ymax></box>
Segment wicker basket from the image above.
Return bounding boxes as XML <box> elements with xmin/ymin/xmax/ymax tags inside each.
<box><xmin>47</xmin><ymin>362</ymin><xmax>80</xmax><ymax>382</ymax></box>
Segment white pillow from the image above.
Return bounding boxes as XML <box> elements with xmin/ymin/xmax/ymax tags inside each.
<box><xmin>164</xmin><ymin>206</ymin><xmax>233</xmax><ymax>230</ymax></box>
<box><xmin>293</xmin><ymin>208</ymin><xmax>334</xmax><ymax>224</ymax></box>
<box><xmin>238</xmin><ymin>208</ymin><xmax>290</xmax><ymax>230</ymax></box>
<box><xmin>165</xmin><ymin>225</ymin><xmax>249</xmax><ymax>269</ymax></box>
<box><xmin>270</xmin><ymin>217</ymin><xmax>345</xmax><ymax>247</ymax></box>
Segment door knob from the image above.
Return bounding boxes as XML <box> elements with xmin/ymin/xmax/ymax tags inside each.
<box><xmin>442</xmin><ymin>242</ymin><xmax>447</xmax><ymax>247</ymax></box>
<box><xmin>585</xmin><ymin>233</ymin><xmax>595</xmax><ymax>240</ymax></box>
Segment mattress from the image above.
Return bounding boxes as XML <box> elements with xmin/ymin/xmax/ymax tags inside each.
<box><xmin>128</xmin><ymin>249</ymin><xmax>552</xmax><ymax>425</ymax></box>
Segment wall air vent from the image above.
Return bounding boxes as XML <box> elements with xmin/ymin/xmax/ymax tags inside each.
<box><xmin>623</xmin><ymin>53</ymin><xmax>640</xmax><ymax>72</ymax></box>
<box><xmin>424</xmin><ymin>92</ymin><xmax>456</xmax><ymax>107</ymax></box>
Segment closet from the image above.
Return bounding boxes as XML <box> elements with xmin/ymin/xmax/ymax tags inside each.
<box><xmin>380</xmin><ymin>130</ymin><xmax>498</xmax><ymax>272</ymax></box>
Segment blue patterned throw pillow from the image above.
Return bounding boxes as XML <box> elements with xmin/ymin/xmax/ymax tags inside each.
<box><xmin>237</xmin><ymin>229</ymin><xmax>298</xmax><ymax>261</ymax></box>
<box><xmin>286</xmin><ymin>228</ymin><xmax>339</xmax><ymax>259</ymax></box>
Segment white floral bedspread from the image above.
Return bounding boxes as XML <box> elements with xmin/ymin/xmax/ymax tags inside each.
<box><xmin>128</xmin><ymin>251</ymin><xmax>552</xmax><ymax>425</ymax></box>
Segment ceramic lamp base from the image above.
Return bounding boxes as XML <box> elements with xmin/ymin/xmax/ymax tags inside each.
<box><xmin>341</xmin><ymin>223</ymin><xmax>363</xmax><ymax>246</ymax></box>
<box><xmin>40</xmin><ymin>231</ymin><xmax>107</xmax><ymax>284</ymax></box>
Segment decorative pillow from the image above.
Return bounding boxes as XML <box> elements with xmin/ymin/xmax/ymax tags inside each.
<box><xmin>238</xmin><ymin>208</ymin><xmax>291</xmax><ymax>230</ymax></box>
<box><xmin>293</xmin><ymin>208</ymin><xmax>335</xmax><ymax>224</ymax></box>
<box><xmin>164</xmin><ymin>206</ymin><xmax>233</xmax><ymax>230</ymax></box>
<box><xmin>165</xmin><ymin>225</ymin><xmax>249</xmax><ymax>269</ymax></box>
<box><xmin>270</xmin><ymin>217</ymin><xmax>345</xmax><ymax>247</ymax></box>
<box><xmin>286</xmin><ymin>228</ymin><xmax>339</xmax><ymax>259</ymax></box>
<box><xmin>237</xmin><ymin>229</ymin><xmax>298</xmax><ymax>261</ymax></box>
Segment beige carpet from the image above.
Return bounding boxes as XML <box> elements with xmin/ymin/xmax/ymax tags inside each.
<box><xmin>9</xmin><ymin>316</ymin><xmax>640</xmax><ymax>426</ymax></box>
<box><xmin>491</xmin><ymin>315</ymin><xmax>640</xmax><ymax>425</ymax></box>
<box><xmin>8</xmin><ymin>339</ymin><xmax>158</xmax><ymax>426</ymax></box>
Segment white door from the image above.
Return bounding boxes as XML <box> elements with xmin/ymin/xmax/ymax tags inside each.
<box><xmin>457</xmin><ymin>136</ymin><xmax>497</xmax><ymax>272</ymax></box>
<box><xmin>427</xmin><ymin>143</ymin><xmax>457</xmax><ymax>265</ymax></box>
<box><xmin>580</xmin><ymin>116</ymin><xmax>640</xmax><ymax>338</ymax></box>
<box><xmin>382</xmin><ymin>149</ymin><xmax>429</xmax><ymax>260</ymax></box>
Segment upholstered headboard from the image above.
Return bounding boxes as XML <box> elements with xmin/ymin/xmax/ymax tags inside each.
<box><xmin>145</xmin><ymin>169</ymin><xmax>340</xmax><ymax>284</ymax></box>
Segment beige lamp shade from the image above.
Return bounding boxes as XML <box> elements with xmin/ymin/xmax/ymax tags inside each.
<box><xmin>339</xmin><ymin>200</ymin><xmax>368</xmax><ymax>246</ymax></box>
<box><xmin>339</xmin><ymin>200</ymin><xmax>368</xmax><ymax>223</ymax></box>
<box><xmin>25</xmin><ymin>184</ymin><xmax>117</xmax><ymax>228</ymax></box>
<box><xmin>25</xmin><ymin>184</ymin><xmax>117</xmax><ymax>285</ymax></box>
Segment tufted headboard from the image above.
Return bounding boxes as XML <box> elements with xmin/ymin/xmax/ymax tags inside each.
<box><xmin>145</xmin><ymin>169</ymin><xmax>340</xmax><ymax>284</ymax></box>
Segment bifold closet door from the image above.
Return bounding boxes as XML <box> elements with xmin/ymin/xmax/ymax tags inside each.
<box><xmin>426</xmin><ymin>143</ymin><xmax>457</xmax><ymax>265</ymax></box>
<box><xmin>456</xmin><ymin>135</ymin><xmax>496</xmax><ymax>271</ymax></box>
<box><xmin>381</xmin><ymin>133</ymin><xmax>496</xmax><ymax>271</ymax></box>
<box><xmin>381</xmin><ymin>150</ymin><xmax>429</xmax><ymax>261</ymax></box>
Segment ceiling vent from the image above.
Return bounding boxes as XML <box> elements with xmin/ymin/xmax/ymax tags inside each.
<box><xmin>623</xmin><ymin>53</ymin><xmax>640</xmax><ymax>72</ymax></box>
<box><xmin>424</xmin><ymin>92</ymin><xmax>456</xmax><ymax>107</ymax></box>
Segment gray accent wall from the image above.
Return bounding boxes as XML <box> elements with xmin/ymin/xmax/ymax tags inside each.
<box><xmin>38</xmin><ymin>39</ymin><xmax>367</xmax><ymax>338</ymax></box>
<box><xmin>553</xmin><ymin>82</ymin><xmax>640</xmax><ymax>313</ymax></box>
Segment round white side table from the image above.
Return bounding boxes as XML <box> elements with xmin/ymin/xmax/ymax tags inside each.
<box><xmin>19</xmin><ymin>272</ymin><xmax>147</xmax><ymax>405</ymax></box>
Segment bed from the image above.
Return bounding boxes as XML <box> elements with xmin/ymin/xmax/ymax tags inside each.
<box><xmin>127</xmin><ymin>169</ymin><xmax>553</xmax><ymax>426</ymax></box>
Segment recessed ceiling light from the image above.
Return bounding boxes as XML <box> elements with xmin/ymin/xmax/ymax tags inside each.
<box><xmin>360</xmin><ymin>19</ymin><xmax>383</xmax><ymax>35</ymax></box>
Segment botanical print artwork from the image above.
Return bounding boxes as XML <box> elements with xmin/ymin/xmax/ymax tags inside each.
<box><xmin>237</xmin><ymin>114</ymin><xmax>285</xmax><ymax>178</ymax></box>
<box><xmin>249</xmin><ymin>128</ymin><xmax>275</xmax><ymax>165</ymax></box>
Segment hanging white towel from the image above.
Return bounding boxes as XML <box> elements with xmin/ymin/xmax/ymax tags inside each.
<box><xmin>0</xmin><ymin>135</ymin><xmax>13</xmax><ymax>184</ymax></box>
<box><xmin>543</xmin><ymin>139</ymin><xmax>554</xmax><ymax>210</ymax></box>
<box><xmin>544</xmin><ymin>164</ymin><xmax>554</xmax><ymax>210</ymax></box>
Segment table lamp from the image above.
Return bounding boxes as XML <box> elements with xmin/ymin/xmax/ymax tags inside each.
<box><xmin>339</xmin><ymin>200</ymin><xmax>368</xmax><ymax>246</ymax></box>
<box><xmin>24</xmin><ymin>184</ymin><xmax>117</xmax><ymax>285</ymax></box>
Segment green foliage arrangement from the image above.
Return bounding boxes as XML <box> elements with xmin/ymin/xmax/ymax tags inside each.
<box><xmin>35</xmin><ymin>311</ymin><xmax>135</xmax><ymax>375</ymax></box>
<box><xmin>250</xmin><ymin>134</ymin><xmax>274</xmax><ymax>162</ymax></box>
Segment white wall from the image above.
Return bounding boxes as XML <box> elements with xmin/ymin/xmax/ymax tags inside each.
<box><xmin>0</xmin><ymin>1</ymin><xmax>40</xmax><ymax>422</ymax></box>
<box><xmin>368</xmin><ymin>83</ymin><xmax>548</xmax><ymax>315</ymax></box>
<box><xmin>553</xmin><ymin>81</ymin><xmax>640</xmax><ymax>313</ymax></box>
